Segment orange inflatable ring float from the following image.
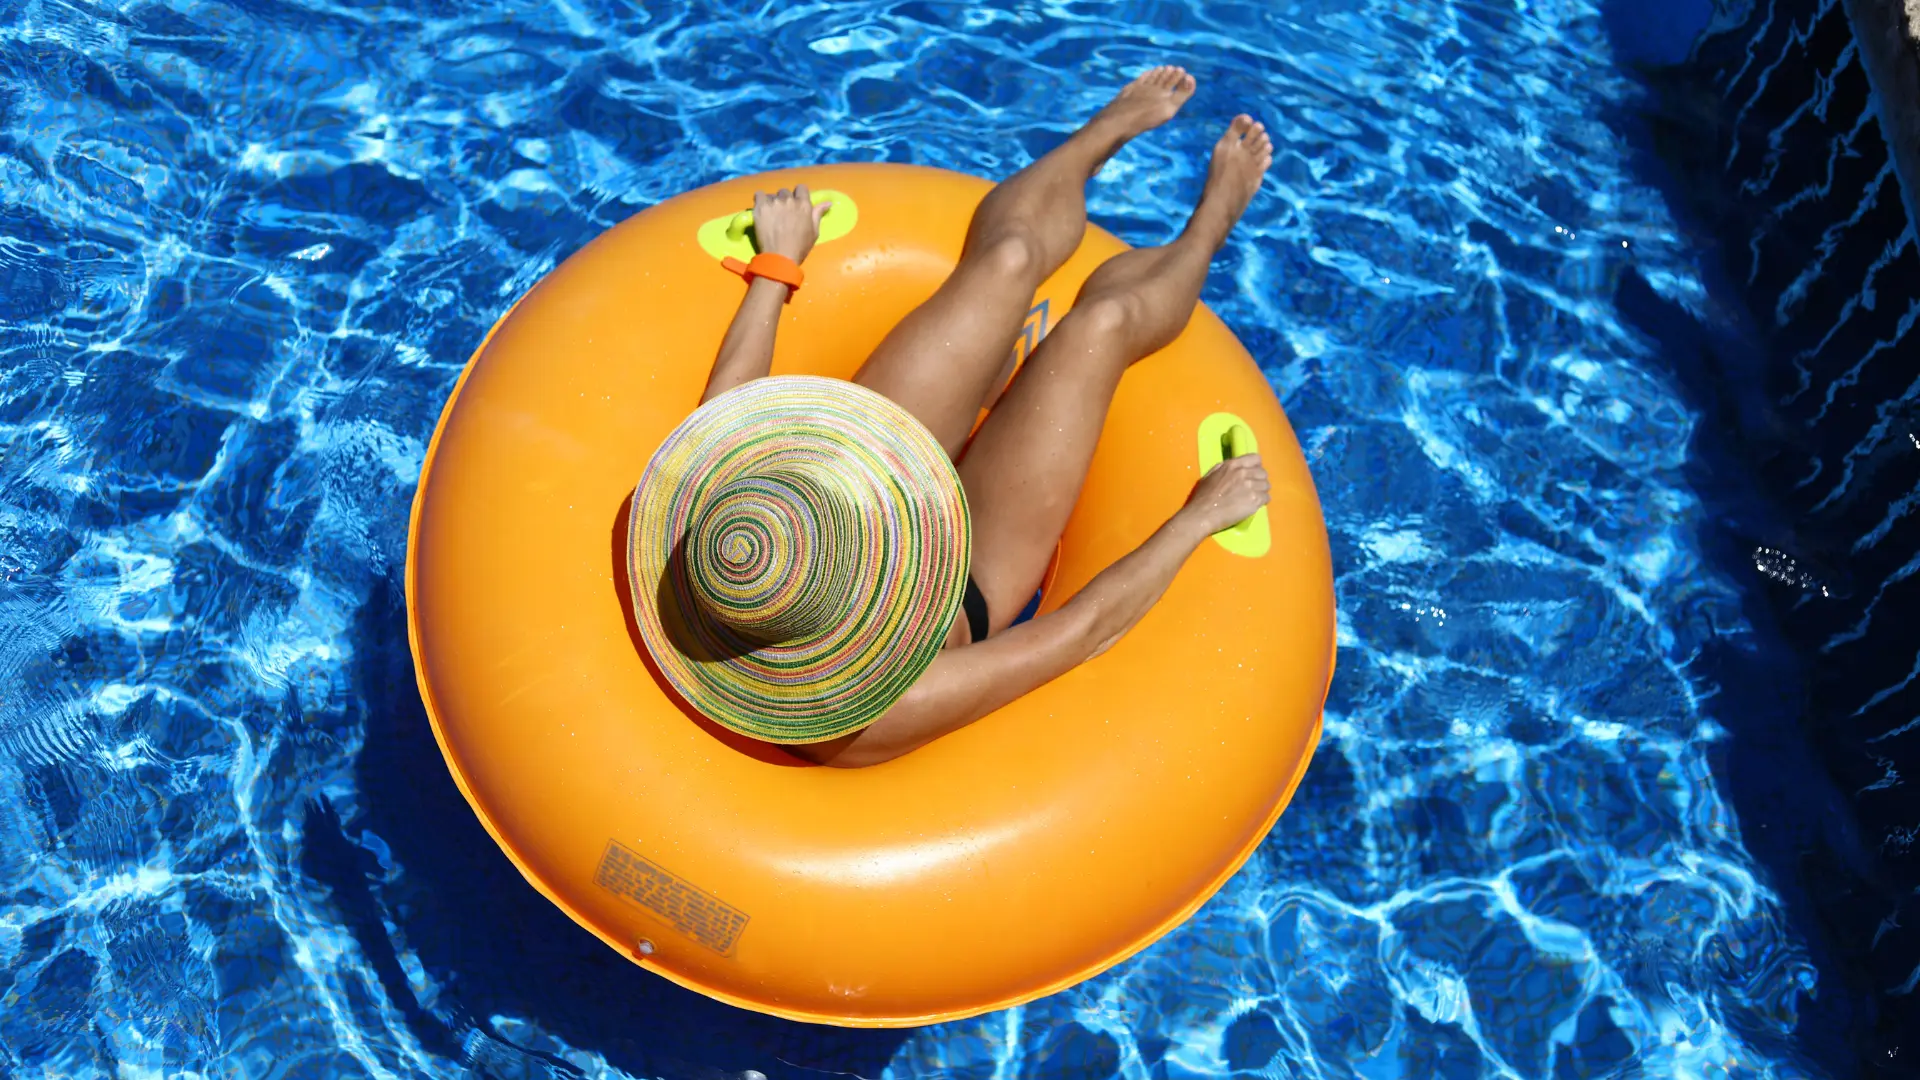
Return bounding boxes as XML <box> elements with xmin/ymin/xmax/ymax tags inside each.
<box><xmin>406</xmin><ymin>163</ymin><xmax>1335</xmax><ymax>1026</ymax></box>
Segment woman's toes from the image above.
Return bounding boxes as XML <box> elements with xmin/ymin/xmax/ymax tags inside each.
<box><xmin>1101</xmin><ymin>65</ymin><xmax>1198</xmax><ymax>134</ymax></box>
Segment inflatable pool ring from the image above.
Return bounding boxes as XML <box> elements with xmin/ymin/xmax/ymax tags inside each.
<box><xmin>407</xmin><ymin>163</ymin><xmax>1335</xmax><ymax>1026</ymax></box>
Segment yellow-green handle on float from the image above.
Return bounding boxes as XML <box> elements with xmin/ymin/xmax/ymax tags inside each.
<box><xmin>696</xmin><ymin>189</ymin><xmax>859</xmax><ymax>264</ymax></box>
<box><xmin>1196</xmin><ymin>411</ymin><xmax>1272</xmax><ymax>558</ymax></box>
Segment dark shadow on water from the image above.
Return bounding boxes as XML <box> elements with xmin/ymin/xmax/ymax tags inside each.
<box><xmin>300</xmin><ymin>793</ymin><xmax>466</xmax><ymax>1063</ymax></box>
<box><xmin>321</xmin><ymin>574</ymin><xmax>908</xmax><ymax>1079</ymax></box>
<box><xmin>1592</xmin><ymin>0</ymin><xmax>1915</xmax><ymax>1070</ymax></box>
<box><xmin>1605</xmin><ymin>266</ymin><xmax>1865</xmax><ymax>1076</ymax></box>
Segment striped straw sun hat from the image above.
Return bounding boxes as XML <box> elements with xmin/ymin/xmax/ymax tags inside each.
<box><xmin>629</xmin><ymin>375</ymin><xmax>971</xmax><ymax>744</ymax></box>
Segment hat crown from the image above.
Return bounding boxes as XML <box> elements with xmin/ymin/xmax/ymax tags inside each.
<box><xmin>686</xmin><ymin>462</ymin><xmax>862</xmax><ymax>645</ymax></box>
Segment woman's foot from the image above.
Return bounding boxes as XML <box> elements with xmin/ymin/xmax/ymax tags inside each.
<box><xmin>1096</xmin><ymin>65</ymin><xmax>1198</xmax><ymax>137</ymax></box>
<box><xmin>1081</xmin><ymin>65</ymin><xmax>1198</xmax><ymax>169</ymax></box>
<box><xmin>1188</xmin><ymin>115</ymin><xmax>1272</xmax><ymax>246</ymax></box>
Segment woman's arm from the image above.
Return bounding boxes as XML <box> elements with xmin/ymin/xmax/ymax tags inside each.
<box><xmin>704</xmin><ymin>278</ymin><xmax>792</xmax><ymax>403</ymax></box>
<box><xmin>797</xmin><ymin>455</ymin><xmax>1272</xmax><ymax>767</ymax></box>
<box><xmin>701</xmin><ymin>186</ymin><xmax>833</xmax><ymax>405</ymax></box>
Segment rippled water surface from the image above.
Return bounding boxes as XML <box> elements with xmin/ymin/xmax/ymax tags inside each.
<box><xmin>0</xmin><ymin>0</ymin><xmax>1829</xmax><ymax>1075</ymax></box>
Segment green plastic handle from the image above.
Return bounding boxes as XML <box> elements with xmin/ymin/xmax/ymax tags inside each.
<box><xmin>1195</xmin><ymin>411</ymin><xmax>1272</xmax><ymax>558</ymax></box>
<box><xmin>697</xmin><ymin>189</ymin><xmax>859</xmax><ymax>263</ymax></box>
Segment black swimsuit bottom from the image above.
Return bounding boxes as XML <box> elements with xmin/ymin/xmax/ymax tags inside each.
<box><xmin>961</xmin><ymin>576</ymin><xmax>990</xmax><ymax>644</ymax></box>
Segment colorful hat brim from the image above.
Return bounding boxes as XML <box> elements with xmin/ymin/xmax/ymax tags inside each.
<box><xmin>629</xmin><ymin>376</ymin><xmax>970</xmax><ymax>744</ymax></box>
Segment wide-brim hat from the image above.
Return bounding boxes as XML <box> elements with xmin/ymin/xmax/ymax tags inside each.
<box><xmin>629</xmin><ymin>375</ymin><xmax>971</xmax><ymax>744</ymax></box>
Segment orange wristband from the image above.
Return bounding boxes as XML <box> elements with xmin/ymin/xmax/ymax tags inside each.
<box><xmin>721</xmin><ymin>252</ymin><xmax>804</xmax><ymax>302</ymax></box>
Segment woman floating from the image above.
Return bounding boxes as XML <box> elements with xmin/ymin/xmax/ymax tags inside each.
<box><xmin>631</xmin><ymin>67</ymin><xmax>1279</xmax><ymax>766</ymax></box>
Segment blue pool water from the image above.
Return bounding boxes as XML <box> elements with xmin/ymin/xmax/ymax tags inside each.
<box><xmin>0</xmin><ymin>0</ymin><xmax>1836</xmax><ymax>1075</ymax></box>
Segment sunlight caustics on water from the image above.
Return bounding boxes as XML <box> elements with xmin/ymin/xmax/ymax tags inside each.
<box><xmin>0</xmin><ymin>0</ymin><xmax>1825</xmax><ymax>1075</ymax></box>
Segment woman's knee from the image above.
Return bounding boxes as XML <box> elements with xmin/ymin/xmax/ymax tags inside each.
<box><xmin>968</xmin><ymin>232</ymin><xmax>1041</xmax><ymax>281</ymax></box>
<box><xmin>1068</xmin><ymin>293</ymin><xmax>1139</xmax><ymax>341</ymax></box>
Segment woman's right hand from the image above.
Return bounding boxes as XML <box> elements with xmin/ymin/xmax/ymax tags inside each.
<box><xmin>751</xmin><ymin>184</ymin><xmax>832</xmax><ymax>264</ymax></box>
<box><xmin>1180</xmin><ymin>454</ymin><xmax>1271</xmax><ymax>537</ymax></box>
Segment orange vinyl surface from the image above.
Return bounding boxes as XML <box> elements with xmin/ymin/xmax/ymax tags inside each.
<box><xmin>404</xmin><ymin>163</ymin><xmax>1335</xmax><ymax>1026</ymax></box>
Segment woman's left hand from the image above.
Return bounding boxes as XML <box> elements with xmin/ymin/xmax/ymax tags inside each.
<box><xmin>752</xmin><ymin>185</ymin><xmax>832</xmax><ymax>264</ymax></box>
<box><xmin>1179</xmin><ymin>454</ymin><xmax>1270</xmax><ymax>536</ymax></box>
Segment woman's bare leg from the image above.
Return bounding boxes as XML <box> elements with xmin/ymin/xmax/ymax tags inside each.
<box><xmin>959</xmin><ymin>116</ymin><xmax>1274</xmax><ymax>630</ymax></box>
<box><xmin>854</xmin><ymin>66</ymin><xmax>1196</xmax><ymax>459</ymax></box>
